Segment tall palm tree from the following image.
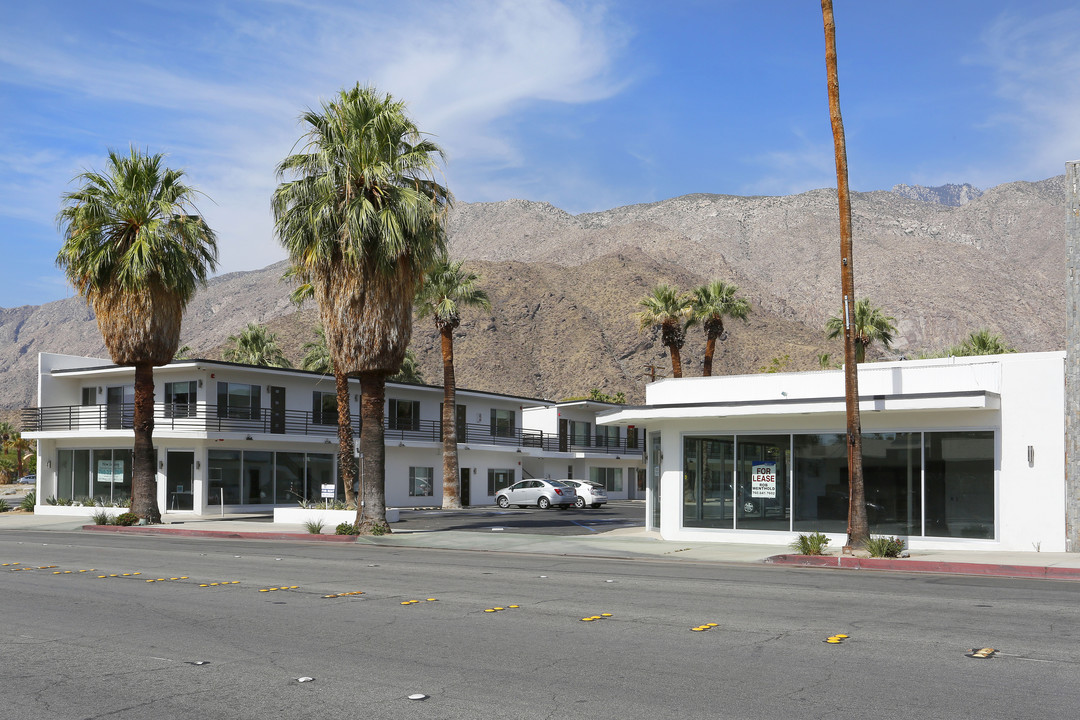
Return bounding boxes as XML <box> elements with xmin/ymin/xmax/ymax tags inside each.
<box><xmin>3</xmin><ymin>433</ymin><xmax>33</xmax><ymax>482</ymax></box>
<box><xmin>636</xmin><ymin>284</ymin><xmax>694</xmax><ymax>378</ymax></box>
<box><xmin>57</xmin><ymin>147</ymin><xmax>217</xmax><ymax>523</ymax></box>
<box><xmin>300</xmin><ymin>324</ymin><xmax>357</xmax><ymax>508</ymax></box>
<box><xmin>223</xmin><ymin>323</ymin><xmax>292</xmax><ymax>368</ymax></box>
<box><xmin>273</xmin><ymin>84</ymin><xmax>449</xmax><ymax>534</ymax></box>
<box><xmin>691</xmin><ymin>280</ymin><xmax>751</xmax><ymax>376</ymax></box>
<box><xmin>824</xmin><ymin>298</ymin><xmax>896</xmax><ymax>364</ymax></box>
<box><xmin>416</xmin><ymin>257</ymin><xmax>491</xmax><ymax>509</ymax></box>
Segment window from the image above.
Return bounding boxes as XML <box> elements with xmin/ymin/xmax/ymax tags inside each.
<box><xmin>312</xmin><ymin>391</ymin><xmax>337</xmax><ymax>426</ymax></box>
<box><xmin>217</xmin><ymin>382</ymin><xmax>261</xmax><ymax>420</ymax></box>
<box><xmin>490</xmin><ymin>409</ymin><xmax>515</xmax><ymax>438</ymax></box>
<box><xmin>106</xmin><ymin>385</ymin><xmax>134</xmax><ymax>429</ymax></box>
<box><xmin>590</xmin><ymin>467</ymin><xmax>623</xmax><ymax>492</ymax></box>
<box><xmin>924</xmin><ymin>431</ymin><xmax>994</xmax><ymax>538</ymax></box>
<box><xmin>56</xmin><ymin>448</ymin><xmax>131</xmax><ymax>504</ymax></box>
<box><xmin>487</xmin><ymin>468</ymin><xmax>515</xmax><ymax>495</ymax></box>
<box><xmin>440</xmin><ymin>403</ymin><xmax>469</xmax><ymax>442</ymax></box>
<box><xmin>596</xmin><ymin>425</ymin><xmax>619</xmax><ymax>448</ymax></box>
<box><xmin>570</xmin><ymin>420</ymin><xmax>591</xmax><ymax>446</ymax></box>
<box><xmin>389</xmin><ymin>399</ymin><xmax>420</xmax><ymax>431</ymax></box>
<box><xmin>164</xmin><ymin>381</ymin><xmax>198</xmax><ymax>418</ymax></box>
<box><xmin>626</xmin><ymin>426</ymin><xmax>639</xmax><ymax>449</ymax></box>
<box><xmin>409</xmin><ymin>467</ymin><xmax>434</xmax><ymax>496</ymax></box>
<box><xmin>81</xmin><ymin>387</ymin><xmax>96</xmax><ymax>406</ymax></box>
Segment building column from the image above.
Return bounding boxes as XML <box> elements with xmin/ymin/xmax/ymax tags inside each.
<box><xmin>1067</xmin><ymin>161</ymin><xmax>1080</xmax><ymax>552</ymax></box>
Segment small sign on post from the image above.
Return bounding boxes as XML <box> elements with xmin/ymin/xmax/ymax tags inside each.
<box><xmin>320</xmin><ymin>483</ymin><xmax>335</xmax><ymax>500</ymax></box>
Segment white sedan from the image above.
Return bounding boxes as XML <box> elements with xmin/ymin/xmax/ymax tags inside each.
<box><xmin>558</xmin><ymin>479</ymin><xmax>607</xmax><ymax>508</ymax></box>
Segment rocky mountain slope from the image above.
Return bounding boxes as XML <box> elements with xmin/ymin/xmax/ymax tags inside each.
<box><xmin>1</xmin><ymin>176</ymin><xmax>1067</xmax><ymax>415</ymax></box>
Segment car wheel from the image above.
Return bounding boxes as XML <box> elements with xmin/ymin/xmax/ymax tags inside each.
<box><xmin>537</xmin><ymin>496</ymin><xmax>551</xmax><ymax>509</ymax></box>
<box><xmin>591</xmin><ymin>503</ymin><xmax>602</xmax><ymax>509</ymax></box>
<box><xmin>574</xmin><ymin>497</ymin><xmax>586</xmax><ymax>508</ymax></box>
<box><xmin>496</xmin><ymin>496</ymin><xmax>509</xmax><ymax>508</ymax></box>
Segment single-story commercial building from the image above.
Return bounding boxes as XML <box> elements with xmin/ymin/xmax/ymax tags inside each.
<box><xmin>597</xmin><ymin>352</ymin><xmax>1066</xmax><ymax>552</ymax></box>
<box><xmin>22</xmin><ymin>353</ymin><xmax>645</xmax><ymax>517</ymax></box>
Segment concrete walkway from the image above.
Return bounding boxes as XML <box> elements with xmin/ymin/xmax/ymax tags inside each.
<box><xmin>3</xmin><ymin>510</ymin><xmax>1080</xmax><ymax>581</ymax></box>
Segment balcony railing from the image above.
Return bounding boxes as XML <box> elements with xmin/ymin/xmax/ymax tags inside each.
<box><xmin>22</xmin><ymin>403</ymin><xmax>643</xmax><ymax>456</ymax></box>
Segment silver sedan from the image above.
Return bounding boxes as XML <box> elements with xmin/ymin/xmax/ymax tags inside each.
<box><xmin>495</xmin><ymin>479</ymin><xmax>577</xmax><ymax>509</ymax></box>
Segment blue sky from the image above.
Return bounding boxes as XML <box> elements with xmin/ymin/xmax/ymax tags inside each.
<box><xmin>2</xmin><ymin>0</ymin><xmax>1079</xmax><ymax>308</ymax></box>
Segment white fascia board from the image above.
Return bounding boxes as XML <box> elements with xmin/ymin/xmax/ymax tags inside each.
<box><xmin>597</xmin><ymin>390</ymin><xmax>999</xmax><ymax>425</ymax></box>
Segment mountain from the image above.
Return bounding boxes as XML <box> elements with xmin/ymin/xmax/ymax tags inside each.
<box><xmin>1</xmin><ymin>175</ymin><xmax>1067</xmax><ymax>416</ymax></box>
<box><xmin>889</xmin><ymin>182</ymin><xmax>984</xmax><ymax>207</ymax></box>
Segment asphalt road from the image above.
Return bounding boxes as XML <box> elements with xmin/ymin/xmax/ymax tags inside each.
<box><xmin>4</xmin><ymin>530</ymin><xmax>1080</xmax><ymax>719</ymax></box>
<box><xmin>391</xmin><ymin>499</ymin><xmax>645</xmax><ymax>535</ymax></box>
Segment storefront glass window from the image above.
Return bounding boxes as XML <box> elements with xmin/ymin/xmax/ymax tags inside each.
<box><xmin>924</xmin><ymin>431</ymin><xmax>994</xmax><ymax>538</ymax></box>
<box><xmin>683</xmin><ymin>436</ymin><xmax>735</xmax><ymax>528</ymax></box>
<box><xmin>275</xmin><ymin>452</ymin><xmax>306</xmax><ymax>503</ymax></box>
<box><xmin>735</xmin><ymin>435</ymin><xmax>790</xmax><ymax>531</ymax></box>
<box><xmin>244</xmin><ymin>451</ymin><xmax>274</xmax><ymax>504</ymax></box>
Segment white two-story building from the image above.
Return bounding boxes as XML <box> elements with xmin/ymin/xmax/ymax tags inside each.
<box><xmin>22</xmin><ymin>353</ymin><xmax>645</xmax><ymax>517</ymax></box>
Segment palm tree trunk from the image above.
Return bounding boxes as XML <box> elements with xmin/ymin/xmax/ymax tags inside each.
<box><xmin>131</xmin><ymin>362</ymin><xmax>161</xmax><ymax>523</ymax></box>
<box><xmin>440</xmin><ymin>325</ymin><xmax>461</xmax><ymax>509</ymax></box>
<box><xmin>356</xmin><ymin>371</ymin><xmax>390</xmax><ymax>534</ymax></box>
<box><xmin>702</xmin><ymin>334</ymin><xmax>717</xmax><ymax>377</ymax></box>
<box><xmin>669</xmin><ymin>344</ymin><xmax>684</xmax><ymax>378</ymax></box>
<box><xmin>822</xmin><ymin>0</ymin><xmax>868</xmax><ymax>547</ymax></box>
<box><xmin>335</xmin><ymin>371</ymin><xmax>356</xmax><ymax>507</ymax></box>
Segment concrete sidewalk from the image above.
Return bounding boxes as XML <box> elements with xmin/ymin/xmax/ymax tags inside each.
<box><xmin>4</xmin><ymin>510</ymin><xmax>1080</xmax><ymax>581</ymax></box>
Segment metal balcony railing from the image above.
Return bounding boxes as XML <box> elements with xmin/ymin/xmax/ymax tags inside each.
<box><xmin>21</xmin><ymin>403</ymin><xmax>643</xmax><ymax>456</ymax></box>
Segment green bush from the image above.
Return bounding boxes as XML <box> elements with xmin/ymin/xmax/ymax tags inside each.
<box><xmin>20</xmin><ymin>491</ymin><xmax>35</xmax><ymax>511</ymax></box>
<box><xmin>304</xmin><ymin>519</ymin><xmax>324</xmax><ymax>535</ymax></box>
<box><xmin>790</xmin><ymin>531</ymin><xmax>830</xmax><ymax>555</ymax></box>
<box><xmin>0</xmin><ymin>499</ymin><xmax>9</xmax><ymax>513</ymax></box>
<box><xmin>864</xmin><ymin>535</ymin><xmax>905</xmax><ymax>558</ymax></box>
<box><xmin>369</xmin><ymin>522</ymin><xmax>389</xmax><ymax>536</ymax></box>
<box><xmin>335</xmin><ymin>522</ymin><xmax>359</xmax><ymax>535</ymax></box>
<box><xmin>90</xmin><ymin>510</ymin><xmax>113</xmax><ymax>525</ymax></box>
<box><xmin>113</xmin><ymin>512</ymin><xmax>140</xmax><ymax>527</ymax></box>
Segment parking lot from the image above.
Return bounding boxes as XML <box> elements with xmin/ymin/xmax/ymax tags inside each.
<box><xmin>392</xmin><ymin>499</ymin><xmax>644</xmax><ymax>536</ymax></box>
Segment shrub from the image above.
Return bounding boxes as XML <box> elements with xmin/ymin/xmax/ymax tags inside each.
<box><xmin>790</xmin><ymin>531</ymin><xmax>830</xmax><ymax>556</ymax></box>
<box><xmin>20</xmin><ymin>491</ymin><xmax>35</xmax><ymax>511</ymax></box>
<box><xmin>304</xmin><ymin>519</ymin><xmax>325</xmax><ymax>535</ymax></box>
<box><xmin>0</xmin><ymin>499</ymin><xmax>9</xmax><ymax>513</ymax></box>
<box><xmin>864</xmin><ymin>535</ymin><xmax>905</xmax><ymax>558</ymax></box>
<box><xmin>369</xmin><ymin>522</ymin><xmax>389</xmax><ymax>536</ymax></box>
<box><xmin>335</xmin><ymin>522</ymin><xmax>359</xmax><ymax>535</ymax></box>
<box><xmin>90</xmin><ymin>510</ymin><xmax>112</xmax><ymax>525</ymax></box>
<box><xmin>113</xmin><ymin>512</ymin><xmax>140</xmax><ymax>527</ymax></box>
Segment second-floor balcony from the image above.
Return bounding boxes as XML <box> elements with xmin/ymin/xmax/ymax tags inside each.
<box><xmin>21</xmin><ymin>403</ymin><xmax>643</xmax><ymax>457</ymax></box>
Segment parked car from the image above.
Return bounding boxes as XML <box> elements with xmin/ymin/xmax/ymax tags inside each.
<box><xmin>496</xmin><ymin>479</ymin><xmax>576</xmax><ymax>509</ymax></box>
<box><xmin>16</xmin><ymin>473</ymin><xmax>35</xmax><ymax>485</ymax></box>
<box><xmin>559</xmin><ymin>479</ymin><xmax>607</xmax><ymax>508</ymax></box>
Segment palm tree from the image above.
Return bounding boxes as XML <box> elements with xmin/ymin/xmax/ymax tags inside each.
<box><xmin>273</xmin><ymin>84</ymin><xmax>449</xmax><ymax>534</ymax></box>
<box><xmin>691</xmin><ymin>280</ymin><xmax>751</xmax><ymax>376</ymax></box>
<box><xmin>300</xmin><ymin>324</ymin><xmax>357</xmax><ymax>508</ymax></box>
<box><xmin>416</xmin><ymin>257</ymin><xmax>491</xmax><ymax>508</ymax></box>
<box><xmin>223</xmin><ymin>323</ymin><xmax>292</xmax><ymax>368</ymax></box>
<box><xmin>824</xmin><ymin>298</ymin><xmax>896</xmax><ymax>364</ymax></box>
<box><xmin>57</xmin><ymin>147</ymin><xmax>217</xmax><ymax>523</ymax></box>
<box><xmin>951</xmin><ymin>329</ymin><xmax>1015</xmax><ymax>356</ymax></box>
<box><xmin>388</xmin><ymin>349</ymin><xmax>425</xmax><ymax>384</ymax></box>
<box><xmin>636</xmin><ymin>284</ymin><xmax>694</xmax><ymax>378</ymax></box>
<box><xmin>3</xmin><ymin>433</ymin><xmax>33</xmax><ymax>482</ymax></box>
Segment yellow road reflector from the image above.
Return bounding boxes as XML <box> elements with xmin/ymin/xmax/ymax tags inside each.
<box><xmin>484</xmin><ymin>609</ymin><xmax>496</xmax><ymax>612</ymax></box>
<box><xmin>508</xmin><ymin>605</ymin><xmax>519</xmax><ymax>609</ymax></box>
<box><xmin>581</xmin><ymin>618</ymin><xmax>594</xmax><ymax>621</ymax></box>
<box><xmin>601</xmin><ymin>613</ymin><xmax>613</xmax><ymax>617</ymax></box>
<box><xmin>494</xmin><ymin>607</ymin><xmax>504</xmax><ymax>611</ymax></box>
<box><xmin>834</xmin><ymin>634</ymin><xmax>848</xmax><ymax>639</ymax></box>
<box><xmin>259</xmin><ymin>589</ymin><xmax>269</xmax><ymax>592</ymax></box>
<box><xmin>427</xmin><ymin>598</ymin><xmax>437</xmax><ymax>602</ymax></box>
<box><xmin>825</xmin><ymin>639</ymin><xmax>842</xmax><ymax>644</ymax></box>
<box><xmin>402</xmin><ymin>601</ymin><xmax>411</xmax><ymax>605</ymax></box>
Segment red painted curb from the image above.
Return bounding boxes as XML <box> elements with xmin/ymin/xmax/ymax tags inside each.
<box><xmin>82</xmin><ymin>525</ymin><xmax>360</xmax><ymax>542</ymax></box>
<box><xmin>765</xmin><ymin>553</ymin><xmax>1080</xmax><ymax>581</ymax></box>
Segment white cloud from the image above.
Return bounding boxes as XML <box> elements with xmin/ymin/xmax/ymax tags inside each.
<box><xmin>0</xmin><ymin>0</ymin><xmax>628</xmax><ymax>300</ymax></box>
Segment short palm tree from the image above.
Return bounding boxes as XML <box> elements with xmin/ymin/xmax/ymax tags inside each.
<box><xmin>636</xmin><ymin>284</ymin><xmax>694</xmax><ymax>378</ymax></box>
<box><xmin>273</xmin><ymin>85</ymin><xmax>449</xmax><ymax>534</ymax></box>
<box><xmin>57</xmin><ymin>147</ymin><xmax>217</xmax><ymax>523</ymax></box>
<box><xmin>824</xmin><ymin>298</ymin><xmax>896</xmax><ymax>364</ymax></box>
<box><xmin>416</xmin><ymin>257</ymin><xmax>491</xmax><ymax>508</ymax></box>
<box><xmin>223</xmin><ymin>323</ymin><xmax>292</xmax><ymax>368</ymax></box>
<box><xmin>389</xmin><ymin>349</ymin><xmax>425</xmax><ymax>384</ymax></box>
<box><xmin>691</xmin><ymin>280</ymin><xmax>751</xmax><ymax>376</ymax></box>
<box><xmin>951</xmin><ymin>329</ymin><xmax>1015</xmax><ymax>356</ymax></box>
<box><xmin>300</xmin><ymin>324</ymin><xmax>357</xmax><ymax>508</ymax></box>
<box><xmin>4</xmin><ymin>434</ymin><xmax>33</xmax><ymax>482</ymax></box>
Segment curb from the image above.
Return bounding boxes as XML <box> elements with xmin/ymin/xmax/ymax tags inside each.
<box><xmin>765</xmin><ymin>554</ymin><xmax>1080</xmax><ymax>581</ymax></box>
<box><xmin>82</xmin><ymin>525</ymin><xmax>359</xmax><ymax>542</ymax></box>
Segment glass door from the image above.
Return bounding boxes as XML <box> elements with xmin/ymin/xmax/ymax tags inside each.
<box><xmin>166</xmin><ymin>451</ymin><xmax>195</xmax><ymax>511</ymax></box>
<box><xmin>649</xmin><ymin>433</ymin><xmax>662</xmax><ymax>530</ymax></box>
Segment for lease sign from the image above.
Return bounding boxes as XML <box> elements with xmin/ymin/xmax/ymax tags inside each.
<box><xmin>751</xmin><ymin>461</ymin><xmax>777</xmax><ymax>498</ymax></box>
